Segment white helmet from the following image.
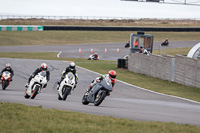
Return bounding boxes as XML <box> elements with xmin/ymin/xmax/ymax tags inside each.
<box><xmin>69</xmin><ymin>62</ymin><xmax>75</xmax><ymax>70</ymax></box>
<box><xmin>6</xmin><ymin>63</ymin><xmax>11</xmax><ymax>70</ymax></box>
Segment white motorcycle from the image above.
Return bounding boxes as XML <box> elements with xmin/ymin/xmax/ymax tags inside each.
<box><xmin>88</xmin><ymin>54</ymin><xmax>99</xmax><ymax>60</ymax></box>
<box><xmin>57</xmin><ymin>72</ymin><xmax>76</xmax><ymax>101</ymax></box>
<box><xmin>24</xmin><ymin>71</ymin><xmax>48</xmax><ymax>99</ymax></box>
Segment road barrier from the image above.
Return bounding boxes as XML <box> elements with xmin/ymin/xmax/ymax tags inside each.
<box><xmin>43</xmin><ymin>26</ymin><xmax>200</xmax><ymax>32</ymax></box>
<box><xmin>0</xmin><ymin>25</ymin><xmax>43</xmax><ymax>31</ymax></box>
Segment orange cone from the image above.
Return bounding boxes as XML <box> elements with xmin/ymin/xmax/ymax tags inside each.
<box><xmin>91</xmin><ymin>48</ymin><xmax>93</xmax><ymax>53</ymax></box>
<box><xmin>79</xmin><ymin>48</ymin><xmax>81</xmax><ymax>53</ymax></box>
<box><xmin>117</xmin><ymin>48</ymin><xmax>119</xmax><ymax>53</ymax></box>
<box><xmin>105</xmin><ymin>48</ymin><xmax>107</xmax><ymax>53</ymax></box>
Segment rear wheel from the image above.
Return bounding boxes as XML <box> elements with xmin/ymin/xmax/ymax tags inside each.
<box><xmin>31</xmin><ymin>85</ymin><xmax>40</xmax><ymax>99</ymax></box>
<box><xmin>62</xmin><ymin>87</ymin><xmax>71</xmax><ymax>101</ymax></box>
<box><xmin>82</xmin><ymin>91</ymin><xmax>89</xmax><ymax>105</ymax></box>
<box><xmin>94</xmin><ymin>91</ymin><xmax>106</xmax><ymax>106</ymax></box>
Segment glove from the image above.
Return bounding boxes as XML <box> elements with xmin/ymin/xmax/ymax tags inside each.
<box><xmin>99</xmin><ymin>76</ymin><xmax>103</xmax><ymax>80</ymax></box>
<box><xmin>96</xmin><ymin>79</ymin><xmax>100</xmax><ymax>83</ymax></box>
<box><xmin>43</xmin><ymin>83</ymin><xmax>47</xmax><ymax>88</ymax></box>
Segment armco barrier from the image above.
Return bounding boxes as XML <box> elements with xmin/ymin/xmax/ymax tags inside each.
<box><xmin>43</xmin><ymin>26</ymin><xmax>200</xmax><ymax>32</ymax></box>
<box><xmin>0</xmin><ymin>25</ymin><xmax>43</xmax><ymax>31</ymax></box>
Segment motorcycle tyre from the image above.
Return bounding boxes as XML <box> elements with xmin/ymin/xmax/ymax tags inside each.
<box><xmin>24</xmin><ymin>90</ymin><xmax>30</xmax><ymax>99</ymax></box>
<box><xmin>94</xmin><ymin>92</ymin><xmax>106</xmax><ymax>106</ymax></box>
<box><xmin>58</xmin><ymin>93</ymin><xmax>62</xmax><ymax>100</ymax></box>
<box><xmin>82</xmin><ymin>91</ymin><xmax>89</xmax><ymax>105</ymax></box>
<box><xmin>62</xmin><ymin>87</ymin><xmax>71</xmax><ymax>101</ymax></box>
<box><xmin>31</xmin><ymin>85</ymin><xmax>40</xmax><ymax>99</ymax></box>
<box><xmin>2</xmin><ymin>80</ymin><xmax>8</xmax><ymax>90</ymax></box>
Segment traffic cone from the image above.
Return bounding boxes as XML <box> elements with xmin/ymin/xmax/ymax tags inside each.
<box><xmin>105</xmin><ymin>48</ymin><xmax>107</xmax><ymax>53</ymax></box>
<box><xmin>117</xmin><ymin>48</ymin><xmax>119</xmax><ymax>53</ymax></box>
<box><xmin>91</xmin><ymin>48</ymin><xmax>93</xmax><ymax>53</ymax></box>
<box><xmin>79</xmin><ymin>48</ymin><xmax>81</xmax><ymax>53</ymax></box>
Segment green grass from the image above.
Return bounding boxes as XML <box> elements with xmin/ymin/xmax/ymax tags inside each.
<box><xmin>153</xmin><ymin>47</ymin><xmax>191</xmax><ymax>56</ymax></box>
<box><xmin>0</xmin><ymin>102</ymin><xmax>200</xmax><ymax>133</ymax></box>
<box><xmin>0</xmin><ymin>52</ymin><xmax>200</xmax><ymax>102</ymax></box>
<box><xmin>0</xmin><ymin>31</ymin><xmax>200</xmax><ymax>46</ymax></box>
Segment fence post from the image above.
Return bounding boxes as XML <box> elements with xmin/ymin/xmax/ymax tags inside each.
<box><xmin>171</xmin><ymin>58</ymin><xmax>175</xmax><ymax>82</ymax></box>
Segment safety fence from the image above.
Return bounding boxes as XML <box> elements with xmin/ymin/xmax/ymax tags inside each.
<box><xmin>43</xmin><ymin>26</ymin><xmax>200</xmax><ymax>32</ymax></box>
<box><xmin>1</xmin><ymin>25</ymin><xmax>200</xmax><ymax>32</ymax></box>
<box><xmin>1</xmin><ymin>15</ymin><xmax>200</xmax><ymax>20</ymax></box>
<box><xmin>0</xmin><ymin>25</ymin><xmax>43</xmax><ymax>31</ymax></box>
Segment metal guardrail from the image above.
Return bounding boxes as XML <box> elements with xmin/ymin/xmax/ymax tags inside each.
<box><xmin>0</xmin><ymin>15</ymin><xmax>200</xmax><ymax>20</ymax></box>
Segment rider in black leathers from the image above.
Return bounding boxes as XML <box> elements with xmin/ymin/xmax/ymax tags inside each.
<box><xmin>57</xmin><ymin>62</ymin><xmax>78</xmax><ymax>89</ymax></box>
<box><xmin>0</xmin><ymin>63</ymin><xmax>14</xmax><ymax>80</ymax></box>
<box><xmin>25</xmin><ymin>63</ymin><xmax>50</xmax><ymax>88</ymax></box>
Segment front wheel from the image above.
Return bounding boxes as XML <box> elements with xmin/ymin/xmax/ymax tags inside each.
<box><xmin>31</xmin><ymin>85</ymin><xmax>40</xmax><ymax>99</ymax></box>
<box><xmin>62</xmin><ymin>87</ymin><xmax>71</xmax><ymax>101</ymax></box>
<box><xmin>58</xmin><ymin>93</ymin><xmax>62</xmax><ymax>100</ymax></box>
<box><xmin>2</xmin><ymin>80</ymin><xmax>8</xmax><ymax>90</ymax></box>
<box><xmin>82</xmin><ymin>91</ymin><xmax>89</xmax><ymax>105</ymax></box>
<box><xmin>94</xmin><ymin>91</ymin><xmax>106</xmax><ymax>106</ymax></box>
<box><xmin>24</xmin><ymin>90</ymin><xmax>30</xmax><ymax>99</ymax></box>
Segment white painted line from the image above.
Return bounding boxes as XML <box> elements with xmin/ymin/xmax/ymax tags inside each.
<box><xmin>57</xmin><ymin>51</ymin><xmax>62</xmax><ymax>58</ymax></box>
<box><xmin>76</xmin><ymin>65</ymin><xmax>200</xmax><ymax>105</ymax></box>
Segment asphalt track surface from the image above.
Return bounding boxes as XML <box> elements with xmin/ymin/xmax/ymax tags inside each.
<box><xmin>0</xmin><ymin>41</ymin><xmax>200</xmax><ymax>126</ymax></box>
<box><xmin>0</xmin><ymin>41</ymin><xmax>199</xmax><ymax>61</ymax></box>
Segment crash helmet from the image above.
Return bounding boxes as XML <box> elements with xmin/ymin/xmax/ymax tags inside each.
<box><xmin>94</xmin><ymin>53</ymin><xmax>98</xmax><ymax>57</ymax></box>
<box><xmin>69</xmin><ymin>62</ymin><xmax>75</xmax><ymax>71</ymax></box>
<box><xmin>109</xmin><ymin>70</ymin><xmax>117</xmax><ymax>81</ymax></box>
<box><xmin>6</xmin><ymin>63</ymin><xmax>11</xmax><ymax>70</ymax></box>
<box><xmin>41</xmin><ymin>63</ymin><xmax>48</xmax><ymax>71</ymax></box>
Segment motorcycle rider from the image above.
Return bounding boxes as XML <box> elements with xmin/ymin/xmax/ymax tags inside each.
<box><xmin>91</xmin><ymin>53</ymin><xmax>99</xmax><ymax>60</ymax></box>
<box><xmin>87</xmin><ymin>70</ymin><xmax>117</xmax><ymax>95</ymax></box>
<box><xmin>57</xmin><ymin>62</ymin><xmax>78</xmax><ymax>89</ymax></box>
<box><xmin>161</xmin><ymin>38</ymin><xmax>169</xmax><ymax>46</ymax></box>
<box><xmin>0</xmin><ymin>63</ymin><xmax>14</xmax><ymax>81</ymax></box>
<box><xmin>25</xmin><ymin>63</ymin><xmax>50</xmax><ymax>88</ymax></box>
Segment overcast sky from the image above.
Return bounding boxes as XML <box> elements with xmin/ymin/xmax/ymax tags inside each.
<box><xmin>1</xmin><ymin>0</ymin><xmax>200</xmax><ymax>19</ymax></box>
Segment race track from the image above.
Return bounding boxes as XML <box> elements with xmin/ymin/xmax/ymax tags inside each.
<box><xmin>0</xmin><ymin>41</ymin><xmax>199</xmax><ymax>60</ymax></box>
<box><xmin>0</xmin><ymin>57</ymin><xmax>200</xmax><ymax>126</ymax></box>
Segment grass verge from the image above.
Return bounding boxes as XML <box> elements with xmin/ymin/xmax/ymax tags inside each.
<box><xmin>0</xmin><ymin>52</ymin><xmax>200</xmax><ymax>102</ymax></box>
<box><xmin>0</xmin><ymin>31</ymin><xmax>200</xmax><ymax>46</ymax></box>
<box><xmin>0</xmin><ymin>102</ymin><xmax>200</xmax><ymax>133</ymax></box>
